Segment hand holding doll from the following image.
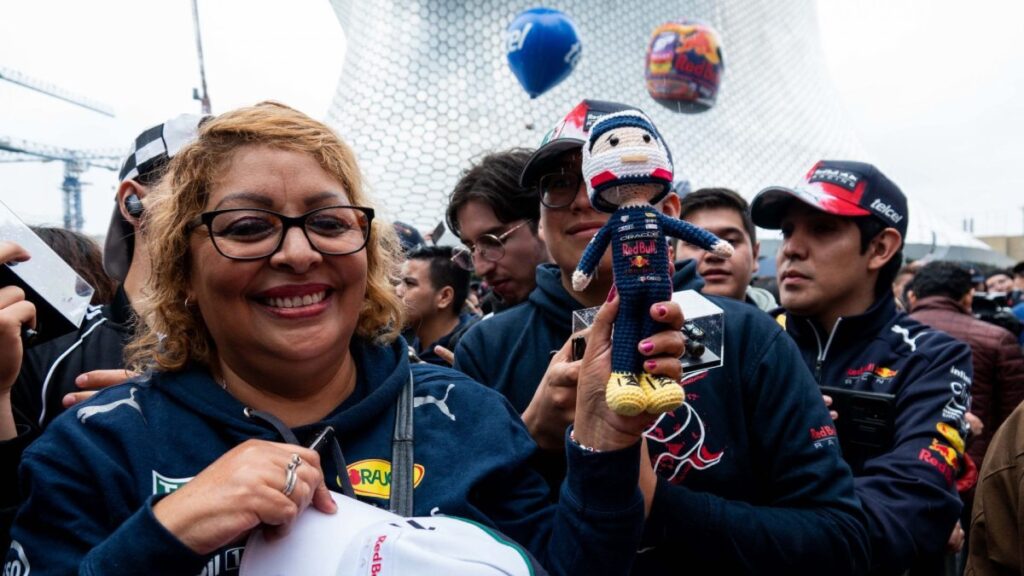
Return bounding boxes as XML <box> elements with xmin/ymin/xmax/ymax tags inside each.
<box><xmin>573</xmin><ymin>109</ymin><xmax>732</xmax><ymax>416</ymax></box>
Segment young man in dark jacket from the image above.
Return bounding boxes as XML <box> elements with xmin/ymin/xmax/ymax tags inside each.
<box><xmin>455</xmin><ymin>100</ymin><xmax>870</xmax><ymax>575</ymax></box>
<box><xmin>397</xmin><ymin>245</ymin><xmax>479</xmax><ymax>365</ymax></box>
<box><xmin>752</xmin><ymin>160</ymin><xmax>973</xmax><ymax>575</ymax></box>
<box><xmin>675</xmin><ymin>187</ymin><xmax>778</xmax><ymax>311</ymax></box>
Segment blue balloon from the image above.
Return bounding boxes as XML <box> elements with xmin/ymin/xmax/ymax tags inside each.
<box><xmin>506</xmin><ymin>7</ymin><xmax>581</xmax><ymax>99</ymax></box>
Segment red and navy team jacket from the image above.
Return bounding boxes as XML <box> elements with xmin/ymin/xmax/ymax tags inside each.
<box><xmin>780</xmin><ymin>295</ymin><xmax>972</xmax><ymax>575</ymax></box>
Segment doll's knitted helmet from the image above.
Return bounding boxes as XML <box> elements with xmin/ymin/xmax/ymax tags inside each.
<box><xmin>581</xmin><ymin>110</ymin><xmax>674</xmax><ymax>213</ymax></box>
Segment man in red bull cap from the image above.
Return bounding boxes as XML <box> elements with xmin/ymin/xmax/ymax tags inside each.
<box><xmin>454</xmin><ymin>101</ymin><xmax>872</xmax><ymax>575</ymax></box>
<box><xmin>752</xmin><ymin>160</ymin><xmax>974</xmax><ymax>574</ymax></box>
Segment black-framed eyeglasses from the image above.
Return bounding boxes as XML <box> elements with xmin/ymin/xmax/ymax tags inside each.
<box><xmin>190</xmin><ymin>205</ymin><xmax>374</xmax><ymax>260</ymax></box>
<box><xmin>450</xmin><ymin>220</ymin><xmax>531</xmax><ymax>271</ymax></box>
<box><xmin>539</xmin><ymin>170</ymin><xmax>583</xmax><ymax>209</ymax></box>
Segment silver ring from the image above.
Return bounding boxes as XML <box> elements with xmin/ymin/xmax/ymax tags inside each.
<box><xmin>283</xmin><ymin>453</ymin><xmax>302</xmax><ymax>496</ymax></box>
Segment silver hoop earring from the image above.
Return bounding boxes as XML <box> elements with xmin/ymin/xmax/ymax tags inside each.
<box><xmin>184</xmin><ymin>297</ymin><xmax>191</xmax><ymax>309</ymax></box>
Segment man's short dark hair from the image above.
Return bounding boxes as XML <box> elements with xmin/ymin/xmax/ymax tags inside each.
<box><xmin>986</xmin><ymin>269</ymin><xmax>1012</xmax><ymax>282</ymax></box>
<box><xmin>678</xmin><ymin>187</ymin><xmax>757</xmax><ymax>244</ymax></box>
<box><xmin>1013</xmin><ymin>261</ymin><xmax>1024</xmax><ymax>278</ymax></box>
<box><xmin>853</xmin><ymin>216</ymin><xmax>903</xmax><ymax>298</ymax></box>
<box><xmin>446</xmin><ymin>148</ymin><xmax>538</xmax><ymax>239</ymax></box>
<box><xmin>909</xmin><ymin>261</ymin><xmax>973</xmax><ymax>301</ymax></box>
<box><xmin>406</xmin><ymin>245</ymin><xmax>470</xmax><ymax>314</ymax></box>
<box><xmin>896</xmin><ymin>265</ymin><xmax>917</xmax><ymax>278</ymax></box>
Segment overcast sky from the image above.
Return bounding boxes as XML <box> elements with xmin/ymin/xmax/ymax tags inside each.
<box><xmin>0</xmin><ymin>0</ymin><xmax>344</xmax><ymax>235</ymax></box>
<box><xmin>818</xmin><ymin>0</ymin><xmax>1024</xmax><ymax>238</ymax></box>
<box><xmin>2</xmin><ymin>0</ymin><xmax>1022</xmax><ymax>239</ymax></box>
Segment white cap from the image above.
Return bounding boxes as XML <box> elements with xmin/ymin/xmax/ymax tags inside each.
<box><xmin>103</xmin><ymin>113</ymin><xmax>205</xmax><ymax>281</ymax></box>
<box><xmin>240</xmin><ymin>492</ymin><xmax>544</xmax><ymax>576</ymax></box>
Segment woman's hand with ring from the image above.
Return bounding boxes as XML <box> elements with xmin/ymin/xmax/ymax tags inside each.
<box><xmin>153</xmin><ymin>439</ymin><xmax>336</xmax><ymax>554</ymax></box>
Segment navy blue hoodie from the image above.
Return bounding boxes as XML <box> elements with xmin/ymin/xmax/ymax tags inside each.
<box><xmin>6</xmin><ymin>337</ymin><xmax>644</xmax><ymax>576</ymax></box>
<box><xmin>457</xmin><ymin>261</ymin><xmax>871</xmax><ymax>575</ymax></box>
<box><xmin>455</xmin><ymin>263</ymin><xmax>580</xmax><ymax>413</ymax></box>
<box><xmin>781</xmin><ymin>296</ymin><xmax>972</xmax><ymax>575</ymax></box>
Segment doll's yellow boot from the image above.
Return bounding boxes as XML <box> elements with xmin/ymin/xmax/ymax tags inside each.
<box><xmin>606</xmin><ymin>372</ymin><xmax>647</xmax><ymax>416</ymax></box>
<box><xmin>640</xmin><ymin>373</ymin><xmax>684</xmax><ymax>414</ymax></box>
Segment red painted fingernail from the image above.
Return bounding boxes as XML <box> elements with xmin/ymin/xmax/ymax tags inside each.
<box><xmin>640</xmin><ymin>340</ymin><xmax>654</xmax><ymax>353</ymax></box>
<box><xmin>606</xmin><ymin>285</ymin><xmax>617</xmax><ymax>302</ymax></box>
<box><xmin>656</xmin><ymin>304</ymin><xmax>668</xmax><ymax>317</ymax></box>
<box><xmin>645</xmin><ymin>360</ymin><xmax>657</xmax><ymax>370</ymax></box>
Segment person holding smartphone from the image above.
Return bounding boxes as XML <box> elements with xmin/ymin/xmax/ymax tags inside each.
<box><xmin>753</xmin><ymin>160</ymin><xmax>974</xmax><ymax>574</ymax></box>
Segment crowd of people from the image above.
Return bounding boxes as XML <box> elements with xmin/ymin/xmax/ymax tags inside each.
<box><xmin>1</xmin><ymin>98</ymin><xmax>1023</xmax><ymax>576</ymax></box>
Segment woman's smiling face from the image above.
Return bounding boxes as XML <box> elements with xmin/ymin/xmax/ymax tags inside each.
<box><xmin>188</xmin><ymin>144</ymin><xmax>368</xmax><ymax>367</ymax></box>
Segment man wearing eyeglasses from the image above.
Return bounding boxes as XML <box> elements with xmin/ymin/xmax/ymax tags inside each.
<box><xmin>453</xmin><ymin>100</ymin><xmax>871</xmax><ymax>575</ymax></box>
<box><xmin>446</xmin><ymin>149</ymin><xmax>550</xmax><ymax>312</ymax></box>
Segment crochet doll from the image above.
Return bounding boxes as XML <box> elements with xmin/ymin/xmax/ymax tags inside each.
<box><xmin>572</xmin><ymin>109</ymin><xmax>734</xmax><ymax>416</ymax></box>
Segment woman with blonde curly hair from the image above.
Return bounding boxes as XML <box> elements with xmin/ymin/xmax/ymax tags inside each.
<box><xmin>7</xmin><ymin>102</ymin><xmax>688</xmax><ymax>575</ymax></box>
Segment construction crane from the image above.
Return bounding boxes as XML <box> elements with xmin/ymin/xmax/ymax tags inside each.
<box><xmin>191</xmin><ymin>0</ymin><xmax>212</xmax><ymax>114</ymax></box>
<box><xmin>0</xmin><ymin>135</ymin><xmax>121</xmax><ymax>231</ymax></box>
<box><xmin>0</xmin><ymin>66</ymin><xmax>117</xmax><ymax>231</ymax></box>
<box><xmin>0</xmin><ymin>67</ymin><xmax>114</xmax><ymax>118</ymax></box>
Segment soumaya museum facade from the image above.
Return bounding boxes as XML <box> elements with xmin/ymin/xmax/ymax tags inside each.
<box><xmin>327</xmin><ymin>0</ymin><xmax>1004</xmax><ymax>265</ymax></box>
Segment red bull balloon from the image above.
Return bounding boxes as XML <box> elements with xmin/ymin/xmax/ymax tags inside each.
<box><xmin>645</xmin><ymin>19</ymin><xmax>724</xmax><ymax>113</ymax></box>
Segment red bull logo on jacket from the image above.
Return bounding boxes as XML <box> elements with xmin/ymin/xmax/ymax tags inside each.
<box><xmin>809</xmin><ymin>425</ymin><xmax>838</xmax><ymax>449</ymax></box>
<box><xmin>927</xmin><ymin>439</ymin><xmax>958</xmax><ymax>468</ymax></box>
<box><xmin>874</xmin><ymin>367</ymin><xmax>898</xmax><ymax>378</ymax></box>
<box><xmin>919</xmin><ymin>439</ymin><xmax>959</xmax><ymax>485</ymax></box>
<box><xmin>344</xmin><ymin>459</ymin><xmax>425</xmax><ymax>499</ymax></box>
<box><xmin>645</xmin><ymin>402</ymin><xmax>724</xmax><ymax>483</ymax></box>
<box><xmin>936</xmin><ymin>422</ymin><xmax>965</xmax><ymax>454</ymax></box>
<box><xmin>845</xmin><ymin>363</ymin><xmax>898</xmax><ymax>379</ymax></box>
<box><xmin>810</xmin><ymin>425</ymin><xmax>837</xmax><ymax>440</ymax></box>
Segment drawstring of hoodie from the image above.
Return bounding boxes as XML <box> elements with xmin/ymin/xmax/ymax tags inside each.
<box><xmin>244</xmin><ymin>407</ymin><xmax>357</xmax><ymax>499</ymax></box>
<box><xmin>240</xmin><ymin>365</ymin><xmax>415</xmax><ymax>516</ymax></box>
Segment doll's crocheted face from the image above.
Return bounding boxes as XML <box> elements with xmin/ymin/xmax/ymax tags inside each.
<box><xmin>581</xmin><ymin>110</ymin><xmax>673</xmax><ymax>212</ymax></box>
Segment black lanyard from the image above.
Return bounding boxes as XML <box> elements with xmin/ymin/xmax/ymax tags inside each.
<box><xmin>244</xmin><ymin>368</ymin><xmax>415</xmax><ymax>516</ymax></box>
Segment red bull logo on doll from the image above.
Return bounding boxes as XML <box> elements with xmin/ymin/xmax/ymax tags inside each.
<box><xmin>622</xmin><ymin>240</ymin><xmax>657</xmax><ymax>256</ymax></box>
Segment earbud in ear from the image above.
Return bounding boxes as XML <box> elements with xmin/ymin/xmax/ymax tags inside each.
<box><xmin>124</xmin><ymin>194</ymin><xmax>144</xmax><ymax>218</ymax></box>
